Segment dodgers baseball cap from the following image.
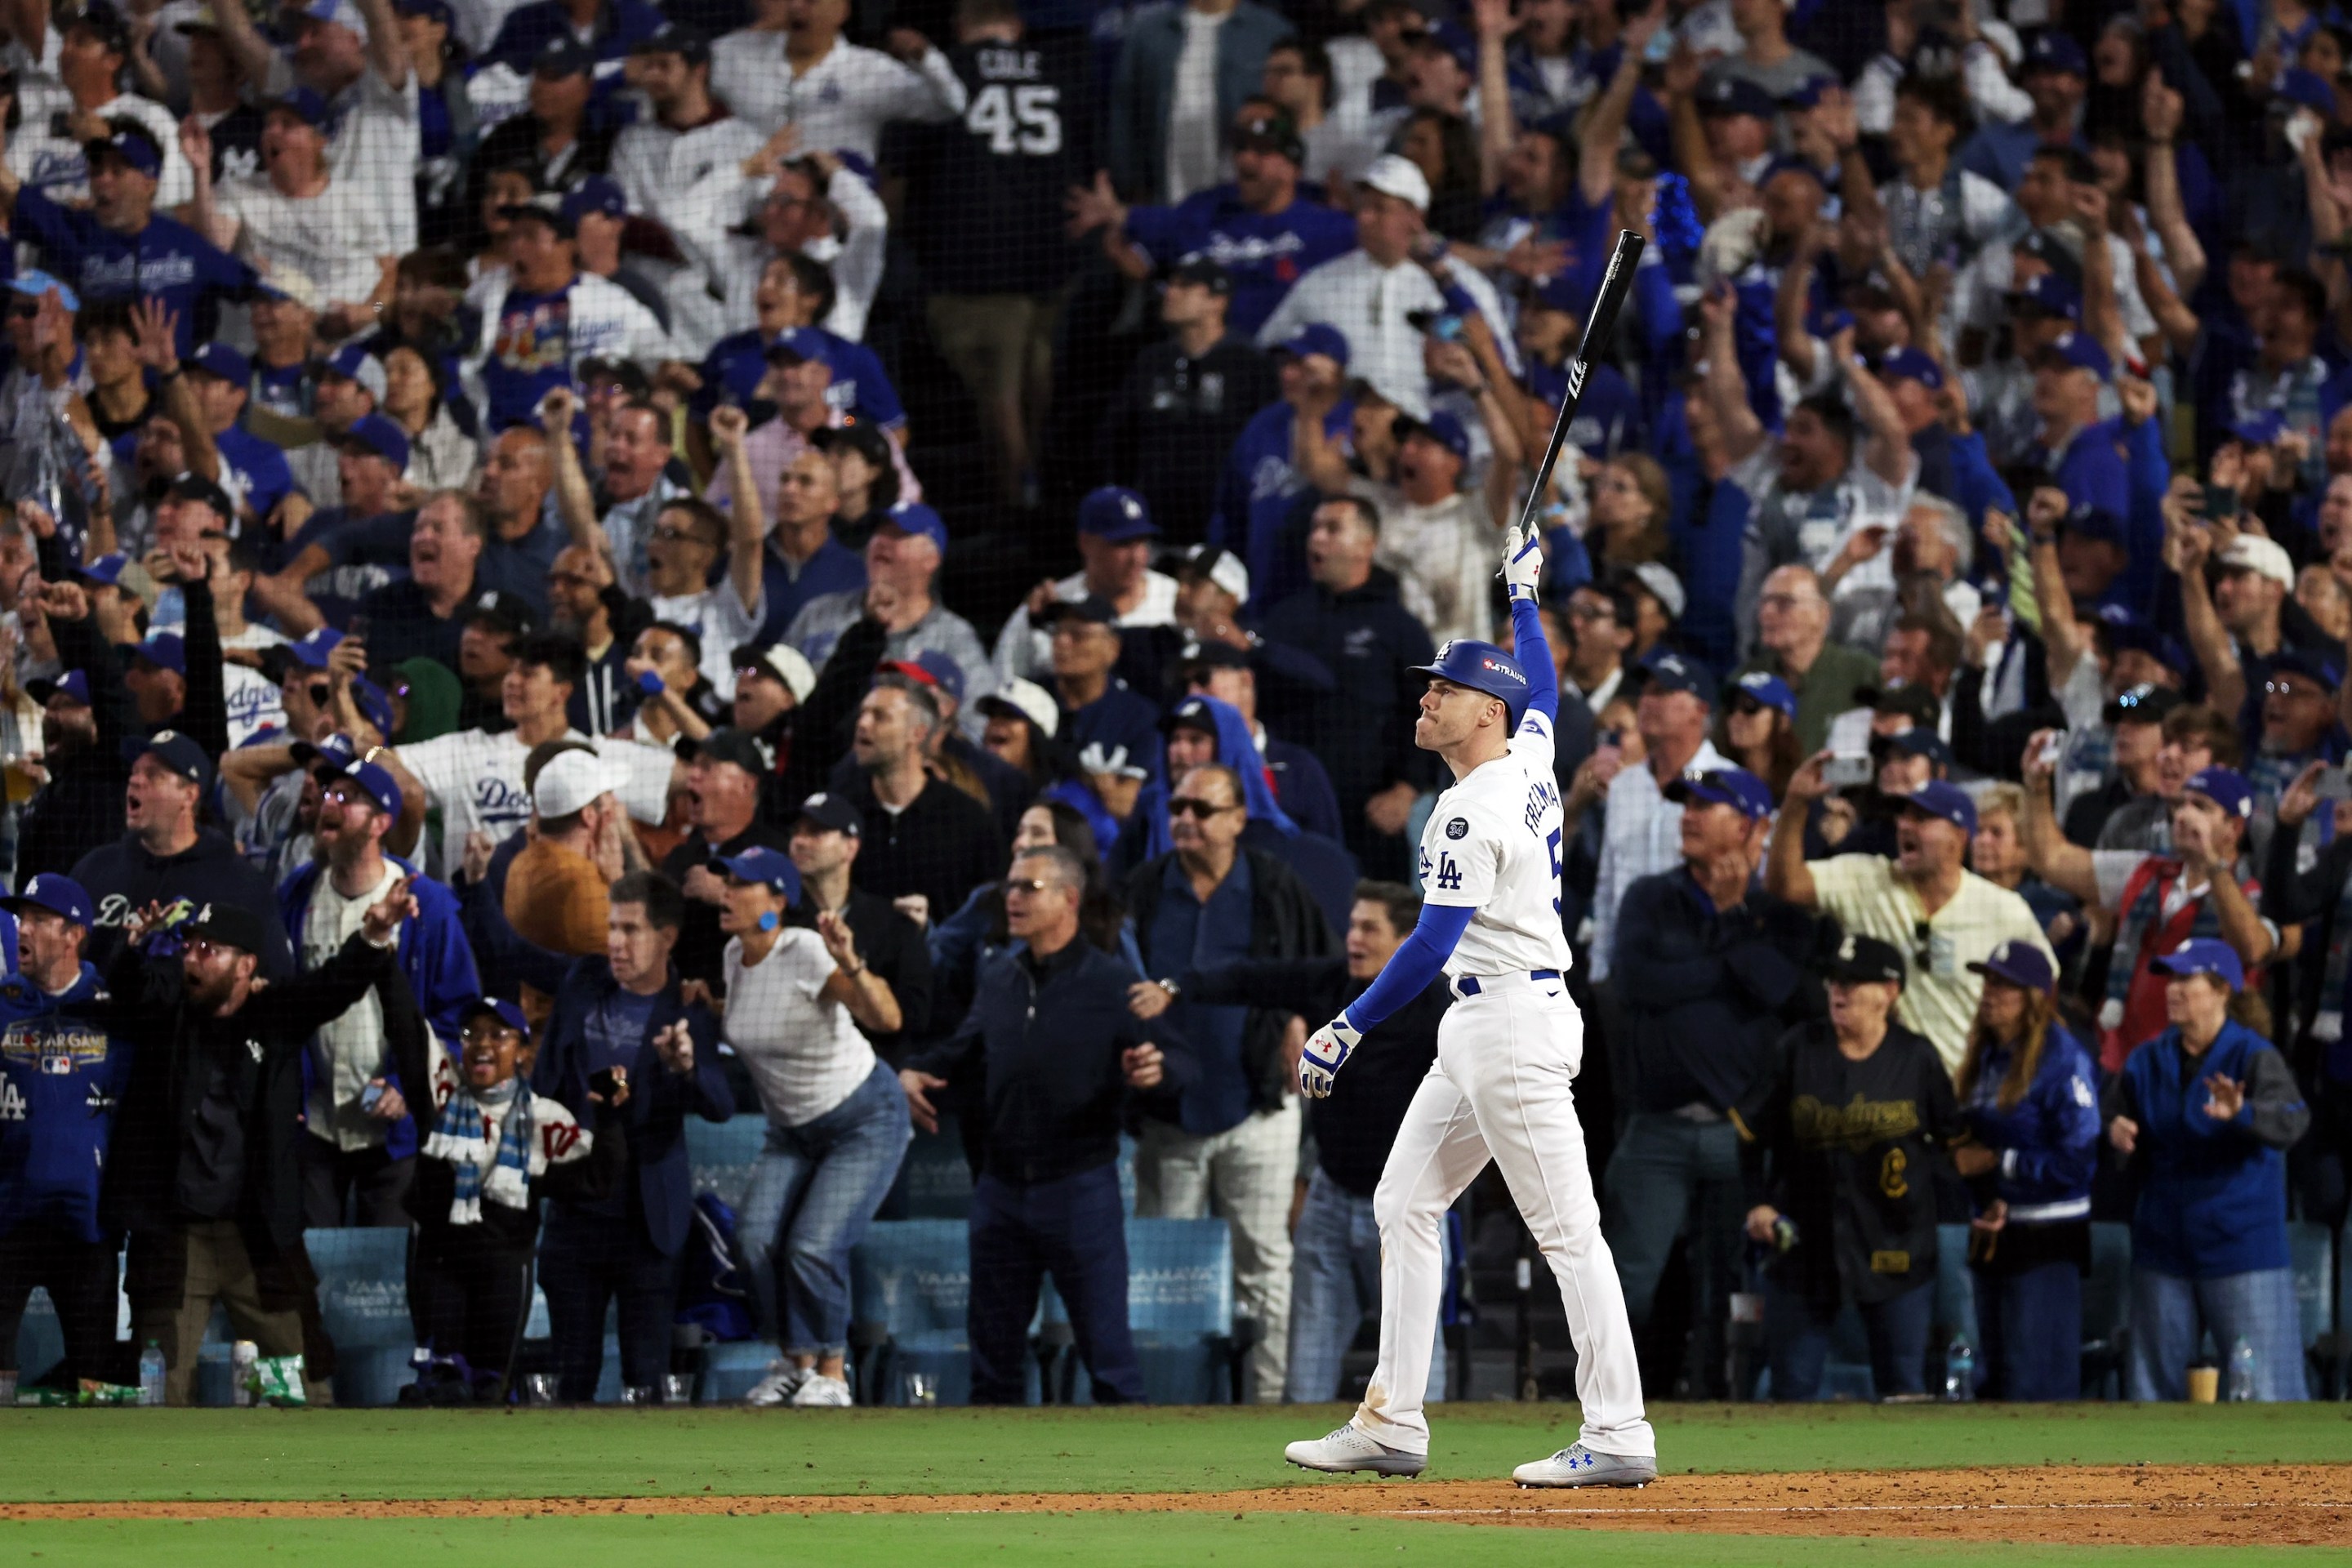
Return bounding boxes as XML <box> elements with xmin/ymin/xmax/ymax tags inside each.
<box><xmin>764</xmin><ymin>327</ymin><xmax>833</xmax><ymax>368</ymax></box>
<box><xmin>711</xmin><ymin>844</ymin><xmax>799</xmax><ymax>902</ymax></box>
<box><xmin>2023</xmin><ymin>28</ymin><xmax>2087</xmax><ymax>74</ymax></box>
<box><xmin>133</xmin><ymin>632</ymin><xmax>186</xmax><ymax>675</ymax></box>
<box><xmin>2184</xmin><ymin>764</ymin><xmax>2255</xmax><ymax>822</ymax></box>
<box><xmin>562</xmin><ymin>176</ymin><xmax>627</xmax><ymax>227</ymax></box>
<box><xmin>1968</xmin><ymin>938</ymin><xmax>2056</xmax><ymax>995</ymax></box>
<box><xmin>85</xmin><ymin>122</ymin><xmax>161</xmax><ymax>177</ymax></box>
<box><xmin>499</xmin><ymin>192</ymin><xmax>574</xmax><ymax>238</ymax></box>
<box><xmin>1876</xmin><ymin>346</ymin><xmax>1944</xmax><ymax>390</ymax></box>
<box><xmin>1699</xmin><ymin>76</ymin><xmax>1778</xmax><ymax>118</ymax></box>
<box><xmin>185</xmin><ymin>341</ymin><xmax>250</xmax><ymax>384</ymax></box>
<box><xmin>26</xmin><ymin>669</ymin><xmax>90</xmax><ymax>707</ymax></box>
<box><xmin>2151</xmin><ymin>937</ymin><xmax>2246</xmax><ymax>991</ymax></box>
<box><xmin>1820</xmin><ymin>931</ymin><xmax>1907</xmax><ymax>984</ymax></box>
<box><xmin>631</xmin><ymin>19</ymin><xmax>710</xmax><ymax>64</ymax></box>
<box><xmin>0</xmin><ymin>873</ymin><xmax>93</xmax><ymax>928</ymax></box>
<box><xmin>1664</xmin><ymin>764</ymin><xmax>1775</xmax><ymax>821</ymax></box>
<box><xmin>350</xmin><ymin>676</ymin><xmax>395</xmax><ymax>739</ymax></box>
<box><xmin>461</xmin><ymin>996</ymin><xmax>532</xmax><ymax>1037</ymax></box>
<box><xmin>288</xmin><ymin>732</ymin><xmax>358</xmax><ymax>769</ymax></box>
<box><xmin>185</xmin><ymin>902</ymin><xmax>272</xmax><ymax>955</ymax></box>
<box><xmin>534</xmin><ymin>33</ymin><xmax>594</xmax><ymax>75</ymax></box>
<box><xmin>2104</xmin><ymin>682</ymin><xmax>2181</xmax><ymax>725</ymax></box>
<box><xmin>1077</xmin><ymin>485</ymin><xmax>1157</xmax><ymax>541</ymax></box>
<box><xmin>1898</xmin><ymin>778</ymin><xmax>1978</xmax><ymax>835</ymax></box>
<box><xmin>880</xmin><ymin>501</ymin><xmax>947</xmax><ymax>554</ymax></box>
<box><xmin>2040</xmin><ymin>331</ymin><xmax>2111</xmax><ymax>381</ymax></box>
<box><xmin>336</xmin><ymin>412</ymin><xmax>411</xmax><ymax>470</ymax></box>
<box><xmin>1409</xmin><ymin>639</ymin><xmax>1531</xmax><ymax>728</ymax></box>
<box><xmin>1274</xmin><ymin>322</ymin><xmax>1349</xmax><ymax>367</ymax></box>
<box><xmin>320</xmin><ymin>755</ymin><xmax>402</xmax><ymax>818</ymax></box>
<box><xmin>282</xmin><ymin>626</ymin><xmax>346</xmax><ymax>670</ymax></box>
<box><xmin>793</xmin><ymin>791</ymin><xmax>862</xmax><ymax>838</ymax></box>
<box><xmin>10</xmin><ymin>269</ymin><xmax>78</xmax><ymax>312</ymax></box>
<box><xmin>1884</xmin><ymin>727</ymin><xmax>1955</xmax><ymax>768</ymax></box>
<box><xmin>320</xmin><ymin>341</ymin><xmax>387</xmax><ymax>399</ymax></box>
<box><xmin>1641</xmin><ymin>650</ymin><xmax>1717</xmax><ymax>706</ymax></box>
<box><xmin>1394</xmin><ymin>410</ymin><xmax>1470</xmax><ymax>464</ymax></box>
<box><xmin>131</xmin><ymin>728</ymin><xmax>213</xmax><ymax>792</ymax></box>
<box><xmin>74</xmin><ymin>552</ymin><xmax>127</xmax><ymax>588</ymax></box>
<box><xmin>733</xmin><ymin>643</ymin><xmax>816</xmax><ymax>704</ymax></box>
<box><xmin>2012</xmin><ymin>271</ymin><xmax>2082</xmax><ymax>321</ymax></box>
<box><xmin>1730</xmin><ymin>670</ymin><xmax>1797</xmax><ymax>718</ymax></box>
<box><xmin>976</xmin><ymin>676</ymin><xmax>1058</xmax><ymax>739</ymax></box>
<box><xmin>2267</xmin><ymin>648</ymin><xmax>2342</xmax><ymax>691</ymax></box>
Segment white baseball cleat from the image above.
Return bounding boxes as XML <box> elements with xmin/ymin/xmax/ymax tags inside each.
<box><xmin>789</xmin><ymin>1372</ymin><xmax>854</xmax><ymax>1408</ymax></box>
<box><xmin>1283</xmin><ymin>1424</ymin><xmax>1428</xmax><ymax>1477</ymax></box>
<box><xmin>742</xmin><ymin>1361</ymin><xmax>808</xmax><ymax>1407</ymax></box>
<box><xmin>1512</xmin><ymin>1443</ymin><xmax>1656</xmax><ymax>1488</ymax></box>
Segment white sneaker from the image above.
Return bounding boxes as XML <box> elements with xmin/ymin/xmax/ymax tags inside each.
<box><xmin>1512</xmin><ymin>1443</ymin><xmax>1656</xmax><ymax>1488</ymax></box>
<box><xmin>789</xmin><ymin>1372</ymin><xmax>853</xmax><ymax>1408</ymax></box>
<box><xmin>743</xmin><ymin>1361</ymin><xmax>808</xmax><ymax>1407</ymax></box>
<box><xmin>1283</xmin><ymin>1424</ymin><xmax>1427</xmax><ymax>1477</ymax></box>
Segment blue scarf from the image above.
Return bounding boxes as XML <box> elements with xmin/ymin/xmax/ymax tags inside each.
<box><xmin>423</xmin><ymin>1079</ymin><xmax>536</xmax><ymax>1224</ymax></box>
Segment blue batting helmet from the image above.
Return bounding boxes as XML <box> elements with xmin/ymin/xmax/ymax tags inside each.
<box><xmin>1409</xmin><ymin>640</ymin><xmax>1530</xmax><ymax>728</ymax></box>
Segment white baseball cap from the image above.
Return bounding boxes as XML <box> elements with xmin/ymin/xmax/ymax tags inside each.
<box><xmin>735</xmin><ymin>642</ymin><xmax>816</xmax><ymax>704</ymax></box>
<box><xmin>2216</xmin><ymin>533</ymin><xmax>2294</xmax><ymax>591</ymax></box>
<box><xmin>533</xmin><ymin>749</ymin><xmax>623</xmax><ymax>818</ymax></box>
<box><xmin>1629</xmin><ymin>561</ymin><xmax>1686</xmax><ymax>620</ymax></box>
<box><xmin>978</xmin><ymin>675</ymin><xmax>1058</xmax><ymax>739</ymax></box>
<box><xmin>1360</xmin><ymin>154</ymin><xmax>1431</xmax><ymax>214</ymax></box>
<box><xmin>1177</xmin><ymin>543</ymin><xmax>1250</xmax><ymax>605</ymax></box>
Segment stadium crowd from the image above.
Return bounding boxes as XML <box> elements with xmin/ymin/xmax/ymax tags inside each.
<box><xmin>0</xmin><ymin>0</ymin><xmax>2341</xmax><ymax>1410</ymax></box>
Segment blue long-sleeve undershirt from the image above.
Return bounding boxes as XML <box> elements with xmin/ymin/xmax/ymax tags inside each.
<box><xmin>1343</xmin><ymin>902</ymin><xmax>1475</xmax><ymax>1031</ymax></box>
<box><xmin>1511</xmin><ymin>591</ymin><xmax>1558</xmax><ymax>726</ymax></box>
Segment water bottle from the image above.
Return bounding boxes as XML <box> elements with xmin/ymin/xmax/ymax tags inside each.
<box><xmin>2226</xmin><ymin>1337</ymin><xmax>2259</xmax><ymax>1401</ymax></box>
<box><xmin>138</xmin><ymin>1340</ymin><xmax>166</xmax><ymax>1408</ymax></box>
<box><xmin>1943</xmin><ymin>1336</ymin><xmax>1976</xmax><ymax>1402</ymax></box>
<box><xmin>231</xmin><ymin>1339</ymin><xmax>257</xmax><ymax>1407</ymax></box>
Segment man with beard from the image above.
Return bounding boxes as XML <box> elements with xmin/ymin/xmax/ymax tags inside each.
<box><xmin>275</xmin><ymin>753</ymin><xmax>478</xmax><ymax>1227</ymax></box>
<box><xmin>220</xmin><ymin>635</ymin><xmax>399</xmax><ymax>884</ymax></box>
<box><xmin>89</xmin><ymin>887</ymin><xmax>414</xmax><ymax>1404</ymax></box>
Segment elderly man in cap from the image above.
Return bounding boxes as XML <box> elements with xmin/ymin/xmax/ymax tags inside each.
<box><xmin>1584</xmin><ymin>653</ymin><xmax>1727</xmax><ymax>987</ymax></box>
<box><xmin>0</xmin><ymin>873</ymin><xmax>127</xmax><ymax>1392</ymax></box>
<box><xmin>784</xmin><ymin>501</ymin><xmax>996</xmax><ymax>717</ymax></box>
<box><xmin>0</xmin><ymin>119</ymin><xmax>248</xmax><ymax>359</ymax></box>
<box><xmin>1359</xmin><ymin>406</ymin><xmax>1522</xmax><ymax>649</ymax></box>
<box><xmin>277</xmin><ymin>749</ymin><xmax>479</xmax><ymax>1226</ymax></box>
<box><xmin>995</xmin><ymin>485</ymin><xmax>1180</xmax><ymax>687</ymax></box>
<box><xmin>466</xmin><ymin>192</ymin><xmax>671</xmax><ymax>434</ymax></box>
<box><xmin>1771</xmin><ymin>759</ymin><xmax>2051</xmax><ymax>1073</ymax></box>
<box><xmin>1606</xmin><ymin>764</ymin><xmax>1817</xmax><ymax>1395</ymax></box>
<box><xmin>1043</xmin><ymin>594</ymin><xmax>1164</xmax><ymax>786</ymax></box>
<box><xmin>2022</xmin><ymin>753</ymin><xmax>2280</xmax><ymax>1073</ymax></box>
<box><xmin>74</xmin><ymin>729</ymin><xmax>296</xmax><ymax>978</ymax></box>
<box><xmin>92</xmin><ymin>877</ymin><xmax>416</xmax><ymax>1404</ymax></box>
<box><xmin>1099</xmin><ymin>259</ymin><xmax>1281</xmax><ymax>544</ymax></box>
<box><xmin>662</xmin><ymin>728</ymin><xmax>791</xmax><ymax>985</ymax></box>
<box><xmin>1255</xmin><ymin>153</ymin><xmax>1510</xmax><ymax>417</ymax></box>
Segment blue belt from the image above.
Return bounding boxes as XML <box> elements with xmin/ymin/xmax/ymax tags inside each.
<box><xmin>1452</xmin><ymin>969</ymin><xmax>1561</xmax><ymax>997</ymax></box>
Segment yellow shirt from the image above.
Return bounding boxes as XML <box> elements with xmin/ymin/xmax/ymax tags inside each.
<box><xmin>1807</xmin><ymin>855</ymin><xmax>2055</xmax><ymax>1074</ymax></box>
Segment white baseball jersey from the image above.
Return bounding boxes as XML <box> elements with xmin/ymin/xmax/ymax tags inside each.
<box><xmin>1415</xmin><ymin>708</ymin><xmax>1572</xmax><ymax>979</ymax></box>
<box><xmin>396</xmin><ymin>728</ymin><xmax>675</xmax><ymax>879</ymax></box>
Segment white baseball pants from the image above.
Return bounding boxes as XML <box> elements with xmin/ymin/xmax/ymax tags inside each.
<box><xmin>1352</xmin><ymin>979</ymin><xmax>1653</xmax><ymax>1459</ymax></box>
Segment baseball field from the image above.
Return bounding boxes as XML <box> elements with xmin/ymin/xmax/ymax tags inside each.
<box><xmin>2</xmin><ymin>1401</ymin><xmax>2345</xmax><ymax>1565</ymax></box>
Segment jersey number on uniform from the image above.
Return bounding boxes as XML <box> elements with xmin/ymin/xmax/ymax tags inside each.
<box><xmin>1545</xmin><ymin>826</ymin><xmax>1563</xmax><ymax>914</ymax></box>
<box><xmin>967</xmin><ymin>84</ymin><xmax>1062</xmax><ymax>155</ymax></box>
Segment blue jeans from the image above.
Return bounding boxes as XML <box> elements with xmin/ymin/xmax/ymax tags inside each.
<box><xmin>2128</xmin><ymin>1265</ymin><xmax>2308</xmax><ymax>1402</ymax></box>
<box><xmin>1601</xmin><ymin>1113</ymin><xmax>1742</xmax><ymax>1392</ymax></box>
<box><xmin>1284</xmin><ymin>1169</ymin><xmax>1446</xmax><ymax>1404</ymax></box>
<box><xmin>1765</xmin><ymin>1277</ymin><xmax>1936</xmax><ymax>1401</ymax></box>
<box><xmin>969</xmin><ymin>1165</ymin><xmax>1142</xmax><ymax>1405</ymax></box>
<box><xmin>737</xmin><ymin>1060</ymin><xmax>913</xmax><ymax>1356</ymax></box>
<box><xmin>1974</xmin><ymin>1257</ymin><xmax>2081</xmax><ymax>1401</ymax></box>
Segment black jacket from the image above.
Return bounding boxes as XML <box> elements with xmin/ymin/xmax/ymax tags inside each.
<box><xmin>844</xmin><ymin>771</ymin><xmax>1007</xmax><ymax>931</ymax></box>
<box><xmin>786</xmin><ymin>885</ymin><xmax>933</xmax><ymax>1062</ymax></box>
<box><xmin>1183</xmin><ymin>956</ymin><xmax>1446</xmax><ymax>1196</ymax></box>
<box><xmin>91</xmin><ymin>932</ymin><xmax>398</xmax><ymax>1254</ymax></box>
<box><xmin>1125</xmin><ymin>847</ymin><xmax>1334</xmax><ymax>1116</ymax></box>
<box><xmin>74</xmin><ymin>827</ymin><xmax>296</xmax><ymax>980</ymax></box>
<box><xmin>1099</xmin><ymin>336</ymin><xmax>1283</xmax><ymax>541</ymax></box>
<box><xmin>1258</xmin><ymin>568</ymin><xmax>1440</xmax><ymax>844</ymax></box>
<box><xmin>1735</xmin><ymin>1018</ymin><xmax>1965</xmax><ymax>1307</ymax></box>
<box><xmin>911</xmin><ymin>937</ymin><xmax>1192</xmax><ymax>1187</ymax></box>
<box><xmin>1612</xmin><ymin>869</ymin><xmax>1820</xmax><ymax>1116</ymax></box>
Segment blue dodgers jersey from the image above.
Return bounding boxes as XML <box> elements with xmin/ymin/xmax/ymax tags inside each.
<box><xmin>1126</xmin><ymin>191</ymin><xmax>1357</xmax><ymax>336</ymax></box>
<box><xmin>0</xmin><ymin>967</ymin><xmax>130</xmax><ymax>1245</ymax></box>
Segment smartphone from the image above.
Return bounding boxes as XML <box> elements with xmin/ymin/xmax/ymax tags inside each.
<box><xmin>1597</xmin><ymin>728</ymin><xmax>1622</xmax><ymax>749</ymax></box>
<box><xmin>1823</xmin><ymin>752</ymin><xmax>1873</xmax><ymax>789</ymax></box>
<box><xmin>2038</xmin><ymin>732</ymin><xmax>2065</xmax><ymax>768</ymax></box>
<box><xmin>589</xmin><ymin>1067</ymin><xmax>623</xmax><ymax>1101</ymax></box>
<box><xmin>1405</xmin><ymin>308</ymin><xmax>1464</xmax><ymax>342</ymax></box>
<box><xmin>359</xmin><ymin>1081</ymin><xmax>385</xmax><ymax>1113</ymax></box>
<box><xmin>2202</xmin><ymin>483</ymin><xmax>2238</xmax><ymax>519</ymax></box>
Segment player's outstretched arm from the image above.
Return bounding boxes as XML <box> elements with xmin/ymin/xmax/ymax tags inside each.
<box><xmin>1299</xmin><ymin>903</ymin><xmax>1475</xmax><ymax>1097</ymax></box>
<box><xmin>1503</xmin><ymin>527</ymin><xmax>1558</xmax><ymax>726</ymax></box>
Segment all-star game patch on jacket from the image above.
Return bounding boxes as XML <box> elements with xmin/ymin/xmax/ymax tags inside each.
<box><xmin>0</xmin><ymin>961</ymin><xmax>129</xmax><ymax>1245</ymax></box>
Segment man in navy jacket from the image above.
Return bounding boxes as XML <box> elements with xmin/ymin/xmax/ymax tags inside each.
<box><xmin>901</xmin><ymin>844</ymin><xmax>1192</xmax><ymax>1405</ymax></box>
<box><xmin>533</xmin><ymin>871</ymin><xmax>733</xmax><ymax>1401</ymax></box>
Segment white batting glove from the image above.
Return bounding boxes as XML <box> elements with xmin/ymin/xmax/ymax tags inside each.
<box><xmin>1298</xmin><ymin>1014</ymin><xmax>1362</xmax><ymax>1099</ymax></box>
<box><xmin>1502</xmin><ymin>521</ymin><xmax>1544</xmax><ymax>602</ymax></box>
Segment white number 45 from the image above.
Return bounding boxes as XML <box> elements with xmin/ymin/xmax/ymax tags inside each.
<box><xmin>967</xmin><ymin>83</ymin><xmax>1062</xmax><ymax>156</ymax></box>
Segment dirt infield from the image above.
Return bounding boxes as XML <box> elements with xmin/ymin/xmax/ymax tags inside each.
<box><xmin>7</xmin><ymin>1465</ymin><xmax>2348</xmax><ymax>1545</ymax></box>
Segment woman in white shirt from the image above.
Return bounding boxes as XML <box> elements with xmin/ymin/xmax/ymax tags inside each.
<box><xmin>714</xmin><ymin>846</ymin><xmax>909</xmax><ymax>1410</ymax></box>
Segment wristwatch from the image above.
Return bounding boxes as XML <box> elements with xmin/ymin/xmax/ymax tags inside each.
<box><xmin>1156</xmin><ymin>978</ymin><xmax>1182</xmax><ymax>1000</ymax></box>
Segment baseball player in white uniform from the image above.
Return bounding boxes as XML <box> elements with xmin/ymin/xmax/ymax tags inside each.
<box><xmin>1282</xmin><ymin>523</ymin><xmax>1656</xmax><ymax>1487</ymax></box>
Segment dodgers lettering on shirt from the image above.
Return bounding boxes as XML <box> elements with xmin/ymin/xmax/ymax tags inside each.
<box><xmin>695</xmin><ymin>327</ymin><xmax>906</xmax><ymax>430</ymax></box>
<box><xmin>482</xmin><ymin>285</ymin><xmax>574</xmax><ymax>432</ymax></box>
<box><xmin>11</xmin><ymin>195</ymin><xmax>255</xmax><ymax>357</ymax></box>
<box><xmin>1125</xmin><ymin>190</ymin><xmax>1357</xmax><ymax>335</ymax></box>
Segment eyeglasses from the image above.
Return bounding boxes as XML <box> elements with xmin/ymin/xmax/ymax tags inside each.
<box><xmin>320</xmin><ymin>782</ymin><xmax>374</xmax><ymax>808</ymax></box>
<box><xmin>1565</xmin><ymin>602</ymin><xmax>1615</xmax><ymax>621</ymax></box>
<box><xmin>1003</xmin><ymin>876</ymin><xmax>1059</xmax><ymax>893</ymax></box>
<box><xmin>1913</xmin><ymin>921</ymin><xmax>1934</xmax><ymax>973</ymax></box>
<box><xmin>2265</xmin><ymin>679</ymin><xmax>2323</xmax><ymax>700</ymax></box>
<box><xmin>1169</xmin><ymin>799</ymin><xmax>1238</xmax><ymax>818</ymax></box>
<box><xmin>458</xmin><ymin>1024</ymin><xmax>522</xmax><ymax>1045</ymax></box>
